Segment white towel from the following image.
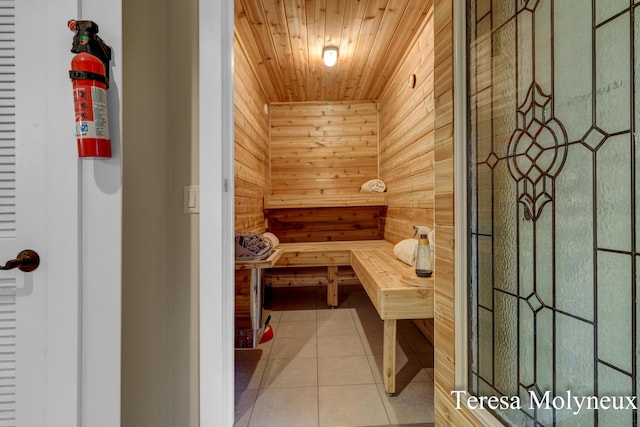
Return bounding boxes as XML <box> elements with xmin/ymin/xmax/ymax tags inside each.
<box><xmin>262</xmin><ymin>232</ymin><xmax>280</xmax><ymax>248</ymax></box>
<box><xmin>360</xmin><ymin>179</ymin><xmax>386</xmax><ymax>193</ymax></box>
<box><xmin>393</xmin><ymin>239</ymin><xmax>418</xmax><ymax>267</ymax></box>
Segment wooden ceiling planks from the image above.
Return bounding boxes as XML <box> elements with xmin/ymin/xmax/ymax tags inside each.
<box><xmin>234</xmin><ymin>0</ymin><xmax>432</xmax><ymax>102</ymax></box>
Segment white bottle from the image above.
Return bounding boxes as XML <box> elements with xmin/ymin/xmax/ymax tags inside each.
<box><xmin>413</xmin><ymin>226</ymin><xmax>432</xmax><ymax>277</ymax></box>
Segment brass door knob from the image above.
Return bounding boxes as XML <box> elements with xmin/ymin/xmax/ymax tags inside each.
<box><xmin>0</xmin><ymin>250</ymin><xmax>40</xmax><ymax>272</ymax></box>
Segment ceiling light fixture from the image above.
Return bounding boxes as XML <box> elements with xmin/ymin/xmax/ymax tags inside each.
<box><xmin>323</xmin><ymin>46</ymin><xmax>338</xmax><ymax>67</ymax></box>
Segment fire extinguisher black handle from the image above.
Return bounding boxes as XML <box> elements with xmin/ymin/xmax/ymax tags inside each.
<box><xmin>68</xmin><ymin>20</ymin><xmax>112</xmax><ymax>88</ymax></box>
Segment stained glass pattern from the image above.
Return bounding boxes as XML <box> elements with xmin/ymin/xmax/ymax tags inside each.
<box><xmin>468</xmin><ymin>0</ymin><xmax>639</xmax><ymax>425</ymax></box>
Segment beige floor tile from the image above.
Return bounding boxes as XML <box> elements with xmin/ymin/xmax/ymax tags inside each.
<box><xmin>269</xmin><ymin>336</ymin><xmax>317</xmax><ymax>359</ymax></box>
<box><xmin>249</xmin><ymin>387</ymin><xmax>319</xmax><ymax>427</ymax></box>
<box><xmin>317</xmin><ymin>318</ymin><xmax>359</xmax><ymax>337</ymax></box>
<box><xmin>318</xmin><ymin>384</ymin><xmax>390</xmax><ymax>427</ymax></box>
<box><xmin>280</xmin><ymin>309</ymin><xmax>317</xmax><ymax>322</ymax></box>
<box><xmin>317</xmin><ymin>335</ymin><xmax>365</xmax><ymax>358</ymax></box>
<box><xmin>234</xmin><ymin>388</ymin><xmax>258</xmax><ymax>427</ymax></box>
<box><xmin>366</xmin><ymin>354</ymin><xmax>432</xmax><ymax>385</ymax></box>
<box><xmin>316</xmin><ymin>308</ymin><xmax>355</xmax><ymax>322</ymax></box>
<box><xmin>235</xmin><ymin>358</ymin><xmax>267</xmax><ymax>390</ymax></box>
<box><xmin>255</xmin><ymin>334</ymin><xmax>275</xmax><ymax>356</ymax></box>
<box><xmin>425</xmin><ymin>368</ymin><xmax>434</xmax><ymax>381</ymax></box>
<box><xmin>318</xmin><ymin>355</ymin><xmax>375</xmax><ymax>386</ymax></box>
<box><xmin>275</xmin><ymin>320</ymin><xmax>317</xmax><ymax>338</ymax></box>
<box><xmin>341</xmin><ymin>289</ymin><xmax>373</xmax><ymax>308</ymax></box>
<box><xmin>359</xmin><ymin>332</ymin><xmax>384</xmax><ymax>356</ymax></box>
<box><xmin>236</xmin><ymin>286</ymin><xmax>435</xmax><ymax>426</ymax></box>
<box><xmin>265</xmin><ymin>310</ymin><xmax>281</xmax><ymax>324</ymax></box>
<box><xmin>376</xmin><ymin>381</ymin><xmax>435</xmax><ymax>424</ymax></box>
<box><xmin>260</xmin><ymin>357</ymin><xmax>318</xmax><ymax>389</ymax></box>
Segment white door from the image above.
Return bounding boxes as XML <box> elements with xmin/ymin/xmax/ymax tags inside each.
<box><xmin>12</xmin><ymin>1</ymin><xmax>82</xmax><ymax>426</ymax></box>
<box><xmin>9</xmin><ymin>1</ymin><xmax>122</xmax><ymax>426</ymax></box>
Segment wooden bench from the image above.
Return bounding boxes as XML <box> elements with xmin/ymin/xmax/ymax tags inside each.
<box><xmin>274</xmin><ymin>240</ymin><xmax>389</xmax><ymax>306</ymax></box>
<box><xmin>273</xmin><ymin>240</ymin><xmax>434</xmax><ymax>395</ymax></box>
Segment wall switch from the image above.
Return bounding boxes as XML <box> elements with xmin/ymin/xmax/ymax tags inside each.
<box><xmin>184</xmin><ymin>185</ymin><xmax>199</xmax><ymax>214</ymax></box>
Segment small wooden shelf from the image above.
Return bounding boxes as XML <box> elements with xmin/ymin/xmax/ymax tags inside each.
<box><xmin>235</xmin><ymin>247</ymin><xmax>284</xmax><ymax>270</ymax></box>
<box><xmin>264</xmin><ymin>193</ymin><xmax>387</xmax><ymax>209</ymax></box>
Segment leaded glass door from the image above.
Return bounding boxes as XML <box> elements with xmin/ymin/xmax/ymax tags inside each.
<box><xmin>468</xmin><ymin>0</ymin><xmax>640</xmax><ymax>425</ymax></box>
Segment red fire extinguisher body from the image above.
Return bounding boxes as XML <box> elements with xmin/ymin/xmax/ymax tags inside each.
<box><xmin>71</xmin><ymin>52</ymin><xmax>111</xmax><ymax>158</ymax></box>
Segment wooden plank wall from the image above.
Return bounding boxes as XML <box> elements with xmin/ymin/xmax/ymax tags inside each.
<box><xmin>376</xmin><ymin>3</ymin><xmax>436</xmax><ymax>353</ymax></box>
<box><xmin>266</xmin><ymin>101</ymin><xmax>382</xmax><ymax>287</ymax></box>
<box><xmin>267</xmin><ymin>101</ymin><xmax>383</xmax><ymax>243</ymax></box>
<box><xmin>267</xmin><ymin>206</ymin><xmax>382</xmax><ymax>242</ymax></box>
<box><xmin>269</xmin><ymin>101</ymin><xmax>379</xmax><ymax>195</ymax></box>
<box><xmin>234</xmin><ymin>34</ymin><xmax>270</xmax><ymax>235</ymax></box>
<box><xmin>432</xmin><ymin>0</ymin><xmax>483</xmax><ymax>425</ymax></box>
<box><xmin>233</xmin><ymin>32</ymin><xmax>271</xmax><ymax>334</ymax></box>
<box><xmin>377</xmin><ymin>7</ymin><xmax>435</xmax><ymax>245</ymax></box>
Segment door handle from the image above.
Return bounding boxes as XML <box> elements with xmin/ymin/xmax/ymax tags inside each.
<box><xmin>0</xmin><ymin>250</ymin><xmax>40</xmax><ymax>272</ymax></box>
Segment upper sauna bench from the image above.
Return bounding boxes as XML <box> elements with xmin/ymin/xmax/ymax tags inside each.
<box><xmin>263</xmin><ymin>193</ymin><xmax>388</xmax><ymax>209</ymax></box>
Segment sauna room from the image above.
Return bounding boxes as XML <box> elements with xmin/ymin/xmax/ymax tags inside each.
<box><xmin>233</xmin><ymin>1</ymin><xmax>440</xmax><ymax>425</ymax></box>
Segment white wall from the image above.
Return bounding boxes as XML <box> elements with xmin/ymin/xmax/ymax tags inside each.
<box><xmin>121</xmin><ymin>0</ymin><xmax>199</xmax><ymax>424</ymax></box>
<box><xmin>121</xmin><ymin>0</ymin><xmax>171</xmax><ymax>423</ymax></box>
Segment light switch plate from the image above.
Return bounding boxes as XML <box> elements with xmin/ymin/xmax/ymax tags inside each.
<box><xmin>184</xmin><ymin>185</ymin><xmax>199</xmax><ymax>214</ymax></box>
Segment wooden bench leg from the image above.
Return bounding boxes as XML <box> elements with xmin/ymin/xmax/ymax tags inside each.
<box><xmin>327</xmin><ymin>266</ymin><xmax>338</xmax><ymax>306</ymax></box>
<box><xmin>383</xmin><ymin>319</ymin><xmax>397</xmax><ymax>395</ymax></box>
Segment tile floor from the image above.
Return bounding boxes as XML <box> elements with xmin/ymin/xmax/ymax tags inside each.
<box><xmin>234</xmin><ymin>285</ymin><xmax>436</xmax><ymax>427</ymax></box>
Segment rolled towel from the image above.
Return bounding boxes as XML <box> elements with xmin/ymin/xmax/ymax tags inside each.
<box><xmin>360</xmin><ymin>179</ymin><xmax>386</xmax><ymax>193</ymax></box>
<box><xmin>394</xmin><ymin>239</ymin><xmax>418</xmax><ymax>267</ymax></box>
<box><xmin>262</xmin><ymin>232</ymin><xmax>280</xmax><ymax>248</ymax></box>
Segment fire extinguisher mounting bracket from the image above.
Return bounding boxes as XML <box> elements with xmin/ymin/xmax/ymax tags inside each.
<box><xmin>68</xmin><ymin>20</ymin><xmax>112</xmax><ymax>88</ymax></box>
<box><xmin>68</xmin><ymin>70</ymin><xmax>108</xmax><ymax>85</ymax></box>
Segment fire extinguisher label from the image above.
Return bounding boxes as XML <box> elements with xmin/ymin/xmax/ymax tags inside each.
<box><xmin>73</xmin><ymin>85</ymin><xmax>109</xmax><ymax>139</ymax></box>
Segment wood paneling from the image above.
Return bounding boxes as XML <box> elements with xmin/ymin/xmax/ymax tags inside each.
<box><xmin>234</xmin><ymin>34</ymin><xmax>271</xmax><ymax>336</ymax></box>
<box><xmin>266</xmin><ymin>207</ymin><xmax>382</xmax><ymax>243</ymax></box>
<box><xmin>432</xmin><ymin>0</ymin><xmax>483</xmax><ymax>424</ymax></box>
<box><xmin>265</xmin><ymin>102</ymin><xmax>382</xmax><ymax>293</ymax></box>
<box><xmin>234</xmin><ymin>35</ymin><xmax>270</xmax><ymax>235</ymax></box>
<box><xmin>270</xmin><ymin>101</ymin><xmax>379</xmax><ymax>196</ymax></box>
<box><xmin>378</xmin><ymin>6</ymin><xmax>435</xmax><ymax>245</ymax></box>
<box><xmin>234</xmin><ymin>0</ymin><xmax>432</xmax><ymax>102</ymax></box>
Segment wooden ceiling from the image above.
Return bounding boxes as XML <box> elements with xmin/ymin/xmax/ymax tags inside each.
<box><xmin>234</xmin><ymin>0</ymin><xmax>432</xmax><ymax>103</ymax></box>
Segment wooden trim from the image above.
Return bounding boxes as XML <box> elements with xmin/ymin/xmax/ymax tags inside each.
<box><xmin>453</xmin><ymin>0</ymin><xmax>469</xmax><ymax>393</ymax></box>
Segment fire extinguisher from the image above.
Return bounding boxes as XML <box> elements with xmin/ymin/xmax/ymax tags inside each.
<box><xmin>68</xmin><ymin>20</ymin><xmax>112</xmax><ymax>158</ymax></box>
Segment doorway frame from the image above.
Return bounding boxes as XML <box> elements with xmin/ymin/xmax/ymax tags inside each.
<box><xmin>198</xmin><ymin>0</ymin><xmax>235</xmax><ymax>425</ymax></box>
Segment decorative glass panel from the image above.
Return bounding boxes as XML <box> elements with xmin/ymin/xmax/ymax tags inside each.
<box><xmin>596</xmin><ymin>134</ymin><xmax>632</xmax><ymax>252</ymax></box>
<box><xmin>597</xmin><ymin>251</ymin><xmax>632</xmax><ymax>372</ymax></box>
<box><xmin>555</xmin><ymin>144</ymin><xmax>593</xmax><ymax>321</ymax></box>
<box><xmin>467</xmin><ymin>0</ymin><xmax>637</xmax><ymax>424</ymax></box>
